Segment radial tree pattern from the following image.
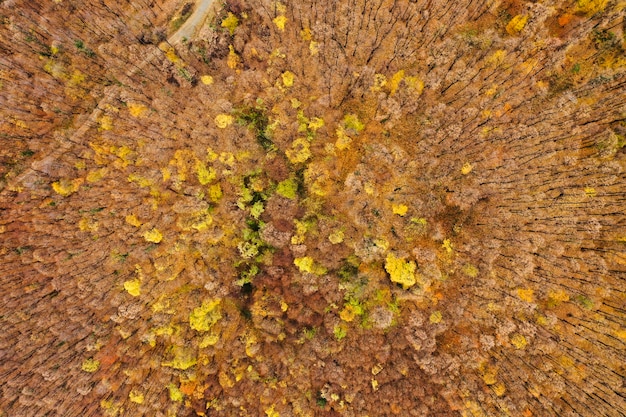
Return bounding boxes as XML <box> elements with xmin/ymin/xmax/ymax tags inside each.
<box><xmin>1</xmin><ymin>0</ymin><xmax>625</xmax><ymax>416</ymax></box>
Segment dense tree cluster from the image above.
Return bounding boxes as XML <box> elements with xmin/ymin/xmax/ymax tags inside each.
<box><xmin>1</xmin><ymin>0</ymin><xmax>624</xmax><ymax>416</ymax></box>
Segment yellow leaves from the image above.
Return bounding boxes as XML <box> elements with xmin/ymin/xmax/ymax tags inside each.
<box><xmin>506</xmin><ymin>15</ymin><xmax>528</xmax><ymax>35</ymax></box>
<box><xmin>614</xmin><ymin>329</ymin><xmax>626</xmax><ymax>341</ymax></box>
<box><xmin>517</xmin><ymin>288</ymin><xmax>534</xmax><ymax>303</ymax></box>
<box><xmin>371</xmin><ymin>73</ymin><xmax>387</xmax><ymax>91</ymax></box>
<box><xmin>178</xmin><ymin>209</ymin><xmax>213</xmax><ymax>231</ymax></box>
<box><xmin>335</xmin><ymin>127</ymin><xmax>353</xmax><ymax>150</ymax></box>
<box><xmin>294</xmin><ymin>256</ymin><xmax>327</xmax><ymax>275</ymax></box>
<box><xmin>276</xmin><ymin>178</ymin><xmax>298</xmax><ymax>199</ymax></box>
<box><xmin>343</xmin><ymin>114</ymin><xmax>365</xmax><ymax>133</ymax></box>
<box><xmin>339</xmin><ymin>303</ymin><xmax>361</xmax><ymax>322</ymax></box>
<box><xmin>308</xmin><ymin>117</ymin><xmax>325</xmax><ymax>131</ymax></box>
<box><xmin>201</xmin><ymin>75</ymin><xmax>214</xmax><ymax>85</ymax></box>
<box><xmin>385</xmin><ymin>253</ymin><xmax>416</xmax><ymax>289</ymax></box>
<box><xmin>285</xmin><ymin>137</ymin><xmax>311</xmax><ymax>163</ymax></box>
<box><xmin>215</xmin><ymin>113</ymin><xmax>234</xmax><ymax>128</ymax></box>
<box><xmin>281</xmin><ymin>70</ymin><xmax>295</xmax><ymax>87</ymax></box>
<box><xmin>68</xmin><ymin>69</ymin><xmax>85</xmax><ymax>86</ymax></box>
<box><xmin>86</xmin><ymin>168</ymin><xmax>106</xmax><ymax>183</ymax></box>
<box><xmin>309</xmin><ymin>41</ymin><xmax>319</xmax><ymax>56</ymax></box>
<box><xmin>124</xmin><ymin>279</ymin><xmax>141</xmax><ymax>297</ymax></box>
<box><xmin>143</xmin><ymin>228</ymin><xmax>163</xmax><ymax>243</ymax></box>
<box><xmin>388</xmin><ymin>70</ymin><xmax>405</xmax><ymax>95</ymax></box>
<box><xmin>547</xmin><ymin>289</ymin><xmax>569</xmax><ymax>307</ymax></box>
<box><xmin>576</xmin><ymin>0</ymin><xmax>607</xmax><ymax>15</ymax></box>
<box><xmin>221</xmin><ymin>12</ymin><xmax>239</xmax><ymax>35</ymax></box>
<box><xmin>442</xmin><ymin>238</ymin><xmax>453</xmax><ymax>253</ymax></box>
<box><xmin>195</xmin><ymin>160</ymin><xmax>217</xmax><ymax>185</ymax></box>
<box><xmin>98</xmin><ymin>114</ymin><xmax>113</xmax><ymax>131</ymax></box>
<box><xmin>328</xmin><ymin>229</ymin><xmax>344</xmax><ymax>244</ymax></box>
<box><xmin>461</xmin><ymin>162</ymin><xmax>473</xmax><ymax>175</ymax></box>
<box><xmin>273</xmin><ymin>15</ymin><xmax>287</xmax><ymax>31</ymax></box>
<box><xmin>493</xmin><ymin>382</ymin><xmax>506</xmax><ymax>397</ymax></box>
<box><xmin>168</xmin><ymin>383</ymin><xmax>184</xmax><ymax>402</ymax></box>
<box><xmin>510</xmin><ymin>333</ymin><xmax>528</xmax><ymax>349</ymax></box>
<box><xmin>227</xmin><ymin>45</ymin><xmax>240</xmax><ymax>69</ymax></box>
<box><xmin>208</xmin><ymin>183</ymin><xmax>223</xmax><ymax>202</ymax></box>
<box><xmin>392</xmin><ymin>203</ymin><xmax>408</xmax><ymax>216</ymax></box>
<box><xmin>79</xmin><ymin>217</ymin><xmax>99</xmax><ymax>233</ymax></box>
<box><xmin>200</xmin><ymin>333</ymin><xmax>220</xmax><ymax>348</ymax></box>
<box><xmin>163</xmin><ymin>347</ymin><xmax>197</xmax><ymax>370</ymax></box>
<box><xmin>481</xmin><ymin>365</ymin><xmax>498</xmax><ymax>385</ymax></box>
<box><xmin>81</xmin><ymin>358</ymin><xmax>100</xmax><ymax>373</ymax></box>
<box><xmin>189</xmin><ymin>299</ymin><xmax>222</xmax><ymax>332</ymax></box>
<box><xmin>125</xmin><ymin>214</ymin><xmax>142</xmax><ymax>227</ymax></box>
<box><xmin>265</xmin><ymin>404</ymin><xmax>280</xmax><ymax>417</ymax></box>
<box><xmin>129</xmin><ymin>390</ymin><xmax>144</xmax><ymax>404</ymax></box>
<box><xmin>462</xmin><ymin>263</ymin><xmax>479</xmax><ymax>278</ymax></box>
<box><xmin>486</xmin><ymin>50</ymin><xmax>507</xmax><ymax>67</ymax></box>
<box><xmin>52</xmin><ymin>178</ymin><xmax>83</xmax><ymax>197</ymax></box>
<box><xmin>128</xmin><ymin>103</ymin><xmax>148</xmax><ymax>117</ymax></box>
<box><xmin>300</xmin><ymin>27</ymin><xmax>312</xmax><ymax>41</ymax></box>
<box><xmin>429</xmin><ymin>310</ymin><xmax>443</xmax><ymax>324</ymax></box>
<box><xmin>584</xmin><ymin>187</ymin><xmax>596</xmax><ymax>197</ymax></box>
<box><xmin>127</xmin><ymin>173</ymin><xmax>152</xmax><ymax>188</ymax></box>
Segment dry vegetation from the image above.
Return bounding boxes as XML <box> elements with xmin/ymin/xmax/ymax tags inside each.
<box><xmin>1</xmin><ymin>0</ymin><xmax>625</xmax><ymax>416</ymax></box>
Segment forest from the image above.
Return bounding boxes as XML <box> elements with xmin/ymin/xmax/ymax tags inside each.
<box><xmin>0</xmin><ymin>0</ymin><xmax>625</xmax><ymax>416</ymax></box>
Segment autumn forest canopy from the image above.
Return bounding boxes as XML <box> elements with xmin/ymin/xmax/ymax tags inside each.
<box><xmin>0</xmin><ymin>0</ymin><xmax>625</xmax><ymax>416</ymax></box>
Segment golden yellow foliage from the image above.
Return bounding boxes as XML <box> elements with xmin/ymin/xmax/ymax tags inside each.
<box><xmin>576</xmin><ymin>0</ymin><xmax>608</xmax><ymax>15</ymax></box>
<box><xmin>385</xmin><ymin>254</ymin><xmax>416</xmax><ymax>289</ymax></box>
<box><xmin>328</xmin><ymin>230</ymin><xmax>344</xmax><ymax>244</ymax></box>
<box><xmin>168</xmin><ymin>384</ymin><xmax>184</xmax><ymax>402</ymax></box>
<box><xmin>208</xmin><ymin>183</ymin><xmax>223</xmax><ymax>202</ymax></box>
<box><xmin>371</xmin><ymin>73</ymin><xmax>387</xmax><ymax>91</ymax></box>
<box><xmin>201</xmin><ymin>75</ymin><xmax>214</xmax><ymax>85</ymax></box>
<box><xmin>461</xmin><ymin>162</ymin><xmax>473</xmax><ymax>175</ymax></box>
<box><xmin>143</xmin><ymin>228</ymin><xmax>163</xmax><ymax>243</ymax></box>
<box><xmin>81</xmin><ymin>358</ymin><xmax>100</xmax><ymax>373</ymax></box>
<box><xmin>265</xmin><ymin>404</ymin><xmax>280</xmax><ymax>417</ymax></box>
<box><xmin>517</xmin><ymin>288</ymin><xmax>534</xmax><ymax>302</ymax></box>
<box><xmin>86</xmin><ymin>168</ymin><xmax>106</xmax><ymax>183</ymax></box>
<box><xmin>215</xmin><ymin>114</ymin><xmax>234</xmax><ymax>128</ymax></box>
<box><xmin>129</xmin><ymin>390</ymin><xmax>144</xmax><ymax>404</ymax></box>
<box><xmin>189</xmin><ymin>299</ymin><xmax>222</xmax><ymax>332</ymax></box>
<box><xmin>227</xmin><ymin>45</ymin><xmax>240</xmax><ymax>69</ymax></box>
<box><xmin>511</xmin><ymin>333</ymin><xmax>527</xmax><ymax>349</ymax></box>
<box><xmin>124</xmin><ymin>279</ymin><xmax>141</xmax><ymax>297</ymax></box>
<box><xmin>221</xmin><ymin>12</ymin><xmax>239</xmax><ymax>35</ymax></box>
<box><xmin>392</xmin><ymin>203</ymin><xmax>408</xmax><ymax>216</ymax></box>
<box><xmin>506</xmin><ymin>15</ymin><xmax>528</xmax><ymax>35</ymax></box>
<box><xmin>99</xmin><ymin>115</ymin><xmax>113</xmax><ymax>131</ymax></box>
<box><xmin>273</xmin><ymin>15</ymin><xmax>287</xmax><ymax>31</ymax></box>
<box><xmin>125</xmin><ymin>214</ymin><xmax>142</xmax><ymax>227</ymax></box>
<box><xmin>195</xmin><ymin>160</ymin><xmax>216</xmax><ymax>185</ymax></box>
<box><xmin>128</xmin><ymin>103</ymin><xmax>148</xmax><ymax>117</ymax></box>
<box><xmin>281</xmin><ymin>71</ymin><xmax>295</xmax><ymax>87</ymax></box>
<box><xmin>388</xmin><ymin>70</ymin><xmax>405</xmax><ymax>95</ymax></box>
<box><xmin>493</xmin><ymin>382</ymin><xmax>506</xmax><ymax>396</ymax></box>
<box><xmin>429</xmin><ymin>311</ymin><xmax>443</xmax><ymax>324</ymax></box>
<box><xmin>294</xmin><ymin>256</ymin><xmax>327</xmax><ymax>275</ymax></box>
<box><xmin>486</xmin><ymin>50</ymin><xmax>507</xmax><ymax>67</ymax></box>
<box><xmin>52</xmin><ymin>178</ymin><xmax>84</xmax><ymax>197</ymax></box>
<box><xmin>286</xmin><ymin>138</ymin><xmax>311</xmax><ymax>163</ymax></box>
